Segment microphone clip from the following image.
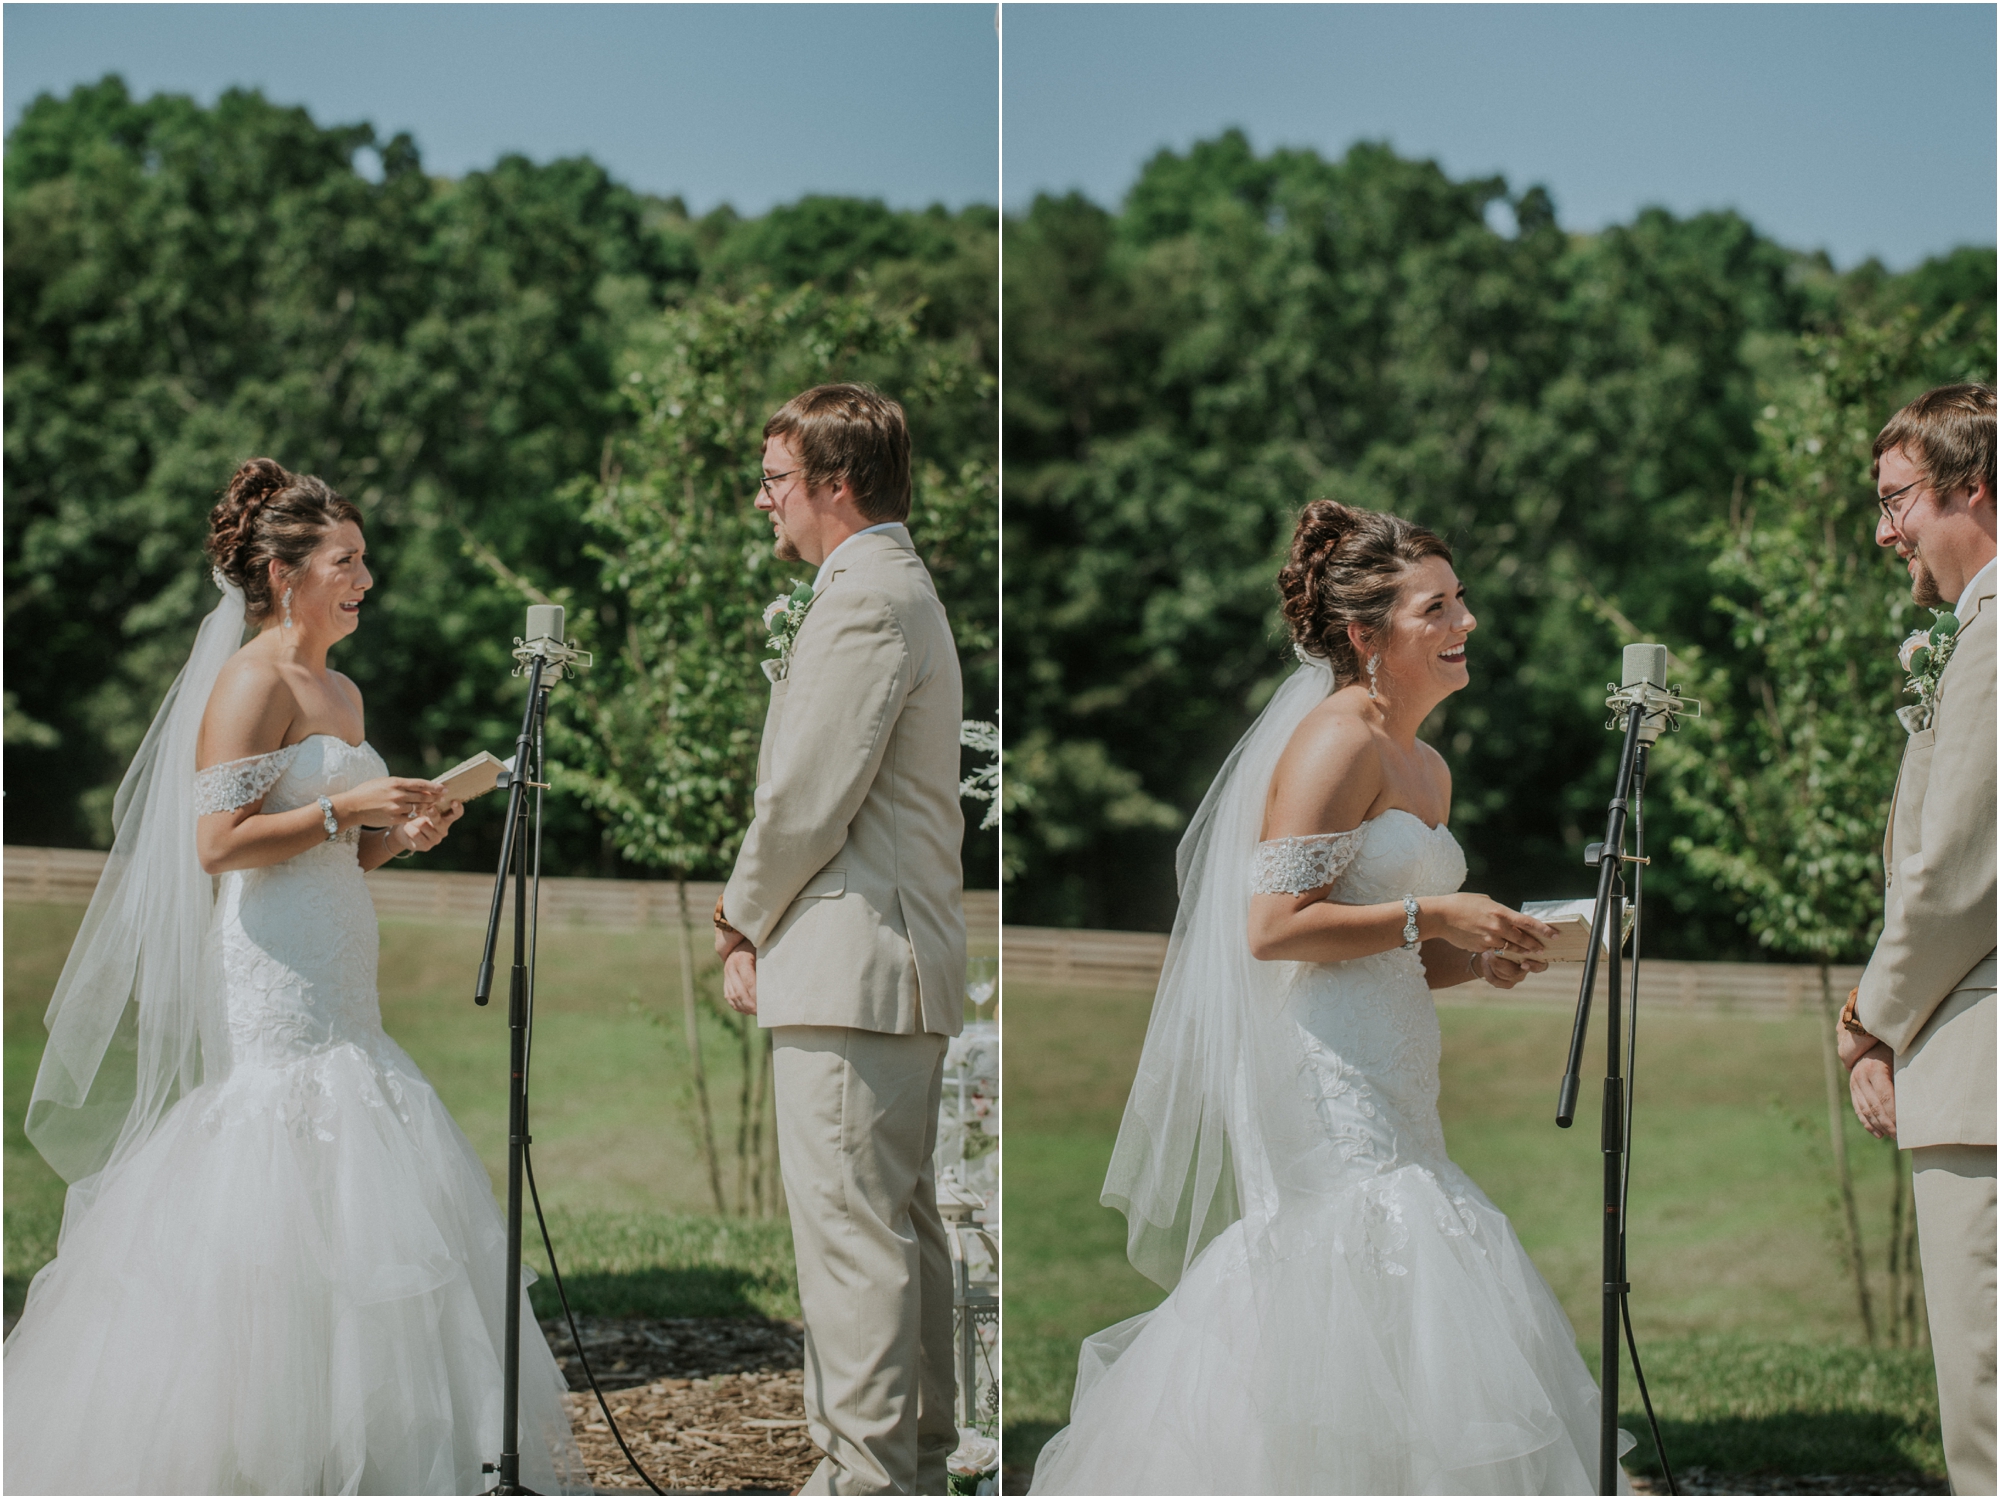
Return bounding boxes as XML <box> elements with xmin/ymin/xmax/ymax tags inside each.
<box><xmin>511</xmin><ymin>635</ymin><xmax>592</xmax><ymax>683</ymax></box>
<box><xmin>1602</xmin><ymin>680</ymin><xmax>1698</xmax><ymax>742</ymax></box>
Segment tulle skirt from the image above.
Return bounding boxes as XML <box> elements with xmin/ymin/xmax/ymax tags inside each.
<box><xmin>4</xmin><ymin>1034</ymin><xmax>585</xmax><ymax>1495</ymax></box>
<box><xmin>1031</xmin><ymin>1159</ymin><xmax>1630</xmax><ymax>1495</ymax></box>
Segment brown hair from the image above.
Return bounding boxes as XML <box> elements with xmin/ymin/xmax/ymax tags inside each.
<box><xmin>1278</xmin><ymin>501</ymin><xmax>1454</xmax><ymax>688</ymax></box>
<box><xmin>205</xmin><ymin>458</ymin><xmax>363</xmax><ymax>624</ymax></box>
<box><xmin>1872</xmin><ymin>383</ymin><xmax>1996</xmax><ymax>500</ymax></box>
<box><xmin>763</xmin><ymin>383</ymin><xmax>912</xmax><ymax>523</ymax></box>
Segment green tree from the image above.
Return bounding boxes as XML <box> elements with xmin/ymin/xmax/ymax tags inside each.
<box><xmin>5</xmin><ymin>77</ymin><xmax>1000</xmax><ymax>887</ymax></box>
<box><xmin>3</xmin><ymin>77</ymin><xmax>692</xmax><ymax>870</ymax></box>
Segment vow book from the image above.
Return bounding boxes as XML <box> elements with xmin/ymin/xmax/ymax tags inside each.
<box><xmin>1505</xmin><ymin>899</ymin><xmax>1637</xmax><ymax>963</ymax></box>
<box><xmin>435</xmin><ymin>751</ymin><xmax>509</xmax><ymax>802</ymax></box>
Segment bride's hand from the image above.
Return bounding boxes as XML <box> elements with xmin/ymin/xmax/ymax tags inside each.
<box><xmin>1476</xmin><ymin>950</ymin><xmax>1548</xmax><ymax>989</ymax></box>
<box><xmin>339</xmin><ymin>776</ymin><xmax>446</xmax><ymax>826</ymax></box>
<box><xmin>1428</xmin><ymin>893</ymin><xmax>1556</xmax><ymax>955</ymax></box>
<box><xmin>394</xmin><ymin>799</ymin><xmax>463</xmax><ymax>855</ymax></box>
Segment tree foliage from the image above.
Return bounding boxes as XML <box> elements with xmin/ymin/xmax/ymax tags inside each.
<box><xmin>5</xmin><ymin>78</ymin><xmax>997</xmax><ymax>881</ymax></box>
<box><xmin>1002</xmin><ymin>129</ymin><xmax>1994</xmax><ymax>953</ymax></box>
<box><xmin>1661</xmin><ymin>307</ymin><xmax>1993</xmax><ymax>960</ymax></box>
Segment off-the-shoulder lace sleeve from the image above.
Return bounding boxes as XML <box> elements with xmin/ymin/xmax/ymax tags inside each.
<box><xmin>1251</xmin><ymin>829</ymin><xmax>1365</xmax><ymax>895</ymax></box>
<box><xmin>193</xmin><ymin>745</ymin><xmax>299</xmax><ymax>816</ymax></box>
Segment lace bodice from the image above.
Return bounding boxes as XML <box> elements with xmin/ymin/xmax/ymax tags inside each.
<box><xmin>210</xmin><ymin>735</ymin><xmax>389</xmax><ymax>1070</ymax></box>
<box><xmin>1277</xmin><ymin>809</ymin><xmax>1471</xmax><ymax>1193</ymax></box>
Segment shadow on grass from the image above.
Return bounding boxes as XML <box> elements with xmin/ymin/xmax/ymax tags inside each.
<box><xmin>4</xmin><ymin>1202</ymin><xmax>61</xmax><ymax>1321</ymax></box>
<box><xmin>1001</xmin><ymin>1420</ymin><xmax>1063</xmax><ymax>1494</ymax></box>
<box><xmin>1627</xmin><ymin>1410</ymin><xmax>1944</xmax><ymax>1482</ymax></box>
<box><xmin>528</xmin><ymin>1263</ymin><xmax>796</xmax><ymax>1323</ymax></box>
<box><xmin>1609</xmin><ymin>1336</ymin><xmax>1945</xmax><ymax>1481</ymax></box>
<box><xmin>4</xmin><ymin>1274</ymin><xmax>37</xmax><ymax>1325</ymax></box>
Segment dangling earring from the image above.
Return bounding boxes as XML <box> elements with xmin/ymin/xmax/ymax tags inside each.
<box><xmin>1366</xmin><ymin>653</ymin><xmax>1381</xmax><ymax>700</ymax></box>
<box><xmin>282</xmin><ymin>587</ymin><xmax>294</xmax><ymax>630</ymax></box>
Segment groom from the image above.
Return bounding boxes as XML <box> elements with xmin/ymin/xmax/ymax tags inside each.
<box><xmin>1839</xmin><ymin>383</ymin><xmax>1995</xmax><ymax>1496</ymax></box>
<box><xmin>714</xmin><ymin>383</ymin><xmax>967</xmax><ymax>1495</ymax></box>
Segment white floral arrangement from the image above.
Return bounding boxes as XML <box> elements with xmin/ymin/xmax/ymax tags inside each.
<box><xmin>960</xmin><ymin>719</ymin><xmax>1000</xmax><ymax>831</ymax></box>
<box><xmin>946</xmin><ymin>1429</ymin><xmax>999</xmax><ymax>1494</ymax></box>
<box><xmin>1895</xmin><ymin>609</ymin><xmax>1961</xmax><ymax>732</ymax></box>
<box><xmin>760</xmin><ymin>580</ymin><xmax>815</xmax><ymax>683</ymax></box>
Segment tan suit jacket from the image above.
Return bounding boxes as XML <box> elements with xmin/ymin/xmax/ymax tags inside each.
<box><xmin>723</xmin><ymin>526</ymin><xmax>967</xmax><ymax>1037</ymax></box>
<box><xmin>1856</xmin><ymin>574</ymin><xmax>1997</xmax><ymax>1149</ymax></box>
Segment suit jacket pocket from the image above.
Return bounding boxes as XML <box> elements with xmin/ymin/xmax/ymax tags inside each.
<box><xmin>796</xmin><ymin>868</ymin><xmax>846</xmax><ymax>900</ymax></box>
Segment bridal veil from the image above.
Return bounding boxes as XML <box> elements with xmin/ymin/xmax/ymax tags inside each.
<box><xmin>1101</xmin><ymin>647</ymin><xmax>1335</xmax><ymax>1289</ymax></box>
<box><xmin>25</xmin><ymin>573</ymin><xmax>244</xmax><ymax>1219</ymax></box>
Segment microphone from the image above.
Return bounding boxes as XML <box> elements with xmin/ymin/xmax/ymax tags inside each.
<box><xmin>512</xmin><ymin>604</ymin><xmax>590</xmax><ymax>682</ymax></box>
<box><xmin>1603</xmin><ymin>642</ymin><xmax>1695</xmax><ymax>745</ymax></box>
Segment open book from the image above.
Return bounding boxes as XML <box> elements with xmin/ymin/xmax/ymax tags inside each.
<box><xmin>434</xmin><ymin>751</ymin><xmax>510</xmax><ymax>803</ymax></box>
<box><xmin>1501</xmin><ymin>898</ymin><xmax>1638</xmax><ymax>963</ymax></box>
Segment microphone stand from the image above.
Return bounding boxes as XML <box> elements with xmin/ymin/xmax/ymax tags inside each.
<box><xmin>473</xmin><ymin>619</ymin><xmax>588</xmax><ymax>1497</ymax></box>
<box><xmin>1555</xmin><ymin>661</ymin><xmax>1692</xmax><ymax>1496</ymax></box>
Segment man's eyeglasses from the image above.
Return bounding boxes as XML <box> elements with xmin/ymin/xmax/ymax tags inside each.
<box><xmin>1878</xmin><ymin>478</ymin><xmax>1926</xmax><ymax>525</ymax></box>
<box><xmin>760</xmin><ymin>468</ymin><xmax>800</xmax><ymax>499</ymax></box>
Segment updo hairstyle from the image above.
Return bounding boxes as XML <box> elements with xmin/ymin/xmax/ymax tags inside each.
<box><xmin>1278</xmin><ymin>500</ymin><xmax>1454</xmax><ymax>689</ymax></box>
<box><xmin>205</xmin><ymin>459</ymin><xmax>363</xmax><ymax>625</ymax></box>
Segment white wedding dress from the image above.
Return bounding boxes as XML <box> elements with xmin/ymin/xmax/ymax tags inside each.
<box><xmin>6</xmin><ymin>734</ymin><xmax>585</xmax><ymax>1495</ymax></box>
<box><xmin>1031</xmin><ymin>656</ymin><xmax>1627</xmax><ymax>1495</ymax></box>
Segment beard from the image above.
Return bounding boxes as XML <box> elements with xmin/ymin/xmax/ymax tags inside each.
<box><xmin>1909</xmin><ymin>549</ymin><xmax>1944</xmax><ymax>608</ymax></box>
<box><xmin>773</xmin><ymin>531</ymin><xmax>803</xmax><ymax>563</ymax></box>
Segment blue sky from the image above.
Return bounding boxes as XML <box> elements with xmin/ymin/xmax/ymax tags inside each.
<box><xmin>4</xmin><ymin>4</ymin><xmax>1991</xmax><ymax>266</ymax></box>
<box><xmin>1004</xmin><ymin>4</ymin><xmax>1996</xmax><ymax>270</ymax></box>
<box><xmin>4</xmin><ymin>3</ymin><xmax>1000</xmax><ymax>215</ymax></box>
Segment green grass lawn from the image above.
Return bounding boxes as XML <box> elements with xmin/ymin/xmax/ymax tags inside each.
<box><xmin>1004</xmin><ymin>979</ymin><xmax>1944</xmax><ymax>1482</ymax></box>
<box><xmin>6</xmin><ymin>901</ymin><xmax>796</xmax><ymax>1322</ymax></box>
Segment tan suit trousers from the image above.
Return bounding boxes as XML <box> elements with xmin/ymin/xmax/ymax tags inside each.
<box><xmin>774</xmin><ymin>1026</ymin><xmax>956</xmax><ymax>1495</ymax></box>
<box><xmin>1914</xmin><ymin>1143</ymin><xmax>1997</xmax><ymax>1496</ymax></box>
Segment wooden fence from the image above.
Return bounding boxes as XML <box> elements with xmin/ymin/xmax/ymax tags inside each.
<box><xmin>1001</xmin><ymin>923</ymin><xmax>1863</xmax><ymax>1019</ymax></box>
<box><xmin>5</xmin><ymin>846</ymin><xmax>999</xmax><ymax>952</ymax></box>
<box><xmin>5</xmin><ymin>847</ymin><xmax>1861</xmax><ymax>1014</ymax></box>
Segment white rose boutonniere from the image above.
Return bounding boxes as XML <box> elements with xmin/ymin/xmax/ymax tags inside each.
<box><xmin>761</xmin><ymin>580</ymin><xmax>815</xmax><ymax>683</ymax></box>
<box><xmin>1895</xmin><ymin>609</ymin><xmax>1961</xmax><ymax>733</ymax></box>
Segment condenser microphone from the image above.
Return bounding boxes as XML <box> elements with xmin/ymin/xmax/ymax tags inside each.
<box><xmin>511</xmin><ymin>604</ymin><xmax>590</xmax><ymax>681</ymax></box>
<box><xmin>1604</xmin><ymin>642</ymin><xmax>1692</xmax><ymax>746</ymax></box>
<box><xmin>1622</xmin><ymin>643</ymin><xmax>1667</xmax><ymax>694</ymax></box>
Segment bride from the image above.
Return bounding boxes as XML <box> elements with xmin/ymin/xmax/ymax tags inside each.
<box><xmin>5</xmin><ymin>460</ymin><xmax>584</xmax><ymax>1495</ymax></box>
<box><xmin>1031</xmin><ymin>502</ymin><xmax>1627</xmax><ymax>1495</ymax></box>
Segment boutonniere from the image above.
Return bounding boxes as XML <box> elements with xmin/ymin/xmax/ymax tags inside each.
<box><xmin>760</xmin><ymin>580</ymin><xmax>815</xmax><ymax>683</ymax></box>
<box><xmin>1895</xmin><ymin>609</ymin><xmax>1961</xmax><ymax>732</ymax></box>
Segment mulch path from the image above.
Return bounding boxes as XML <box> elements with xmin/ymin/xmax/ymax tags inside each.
<box><xmin>543</xmin><ymin>1316</ymin><xmax>819</xmax><ymax>1495</ymax></box>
